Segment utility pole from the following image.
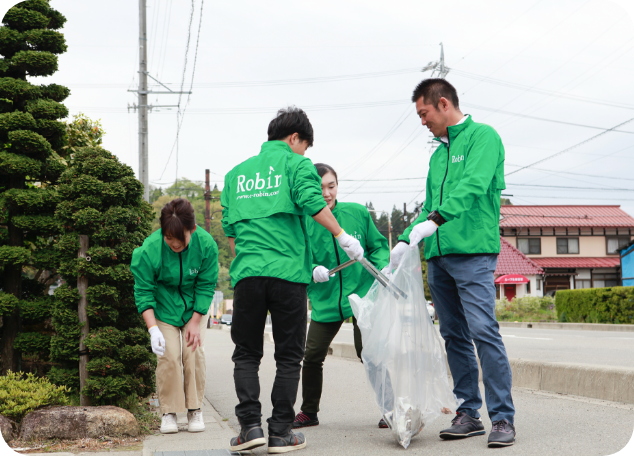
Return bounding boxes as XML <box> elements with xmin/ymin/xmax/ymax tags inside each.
<box><xmin>403</xmin><ymin>203</ymin><xmax>408</xmax><ymax>229</ymax></box>
<box><xmin>138</xmin><ymin>0</ymin><xmax>148</xmax><ymax>202</ymax></box>
<box><xmin>129</xmin><ymin>0</ymin><xmax>191</xmax><ymax>202</ymax></box>
<box><xmin>205</xmin><ymin>169</ymin><xmax>211</xmax><ymax>233</ymax></box>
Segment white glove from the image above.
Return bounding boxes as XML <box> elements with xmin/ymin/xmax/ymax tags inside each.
<box><xmin>313</xmin><ymin>265</ymin><xmax>333</xmax><ymax>283</ymax></box>
<box><xmin>149</xmin><ymin>326</ymin><xmax>166</xmax><ymax>357</ymax></box>
<box><xmin>408</xmin><ymin>220</ymin><xmax>438</xmax><ymax>247</ymax></box>
<box><xmin>336</xmin><ymin>231</ymin><xmax>364</xmax><ymax>261</ymax></box>
<box><xmin>388</xmin><ymin>241</ymin><xmax>409</xmax><ymax>271</ymax></box>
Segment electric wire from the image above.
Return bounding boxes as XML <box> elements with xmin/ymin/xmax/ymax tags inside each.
<box><xmin>340</xmin><ymin>102</ymin><xmax>413</xmax><ymax>174</ymax></box>
<box><xmin>505</xmin><ymin>117</ymin><xmax>634</xmax><ymax>177</ymax></box>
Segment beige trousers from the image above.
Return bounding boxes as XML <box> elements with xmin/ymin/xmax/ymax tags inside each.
<box><xmin>156</xmin><ymin>316</ymin><xmax>207</xmax><ymax>414</ymax></box>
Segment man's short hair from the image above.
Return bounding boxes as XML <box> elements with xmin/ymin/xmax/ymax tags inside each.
<box><xmin>411</xmin><ymin>78</ymin><xmax>460</xmax><ymax>109</ymax></box>
<box><xmin>267</xmin><ymin>106</ymin><xmax>314</xmax><ymax>147</ymax></box>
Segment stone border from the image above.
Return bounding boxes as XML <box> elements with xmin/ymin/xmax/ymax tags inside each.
<box><xmin>319</xmin><ymin>340</ymin><xmax>634</xmax><ymax>405</ymax></box>
<box><xmin>498</xmin><ymin>322</ymin><xmax>634</xmax><ymax>332</ymax></box>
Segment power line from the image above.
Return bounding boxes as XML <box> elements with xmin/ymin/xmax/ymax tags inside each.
<box><xmin>70</xmin><ymin>67</ymin><xmax>422</xmax><ymax>89</ymax></box>
<box><xmin>463</xmin><ymin>103</ymin><xmax>634</xmax><ymax>134</ymax></box>
<box><xmin>505</xmin><ymin>117</ymin><xmax>634</xmax><ymax>177</ymax></box>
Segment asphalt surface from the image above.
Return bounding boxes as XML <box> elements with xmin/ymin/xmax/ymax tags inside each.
<box><xmin>204</xmin><ymin>329</ymin><xmax>634</xmax><ymax>456</ymax></box>
<box><xmin>276</xmin><ymin>323</ymin><xmax>634</xmax><ymax>368</ymax></box>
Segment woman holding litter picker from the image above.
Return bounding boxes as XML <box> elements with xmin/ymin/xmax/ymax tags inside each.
<box><xmin>293</xmin><ymin>163</ymin><xmax>390</xmax><ymax>430</ymax></box>
<box><xmin>131</xmin><ymin>198</ymin><xmax>219</xmax><ymax>434</ymax></box>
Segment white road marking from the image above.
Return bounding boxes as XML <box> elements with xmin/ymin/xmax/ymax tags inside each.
<box><xmin>502</xmin><ymin>334</ymin><xmax>553</xmax><ymax>341</ymax></box>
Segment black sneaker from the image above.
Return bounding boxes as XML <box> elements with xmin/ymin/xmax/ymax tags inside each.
<box><xmin>488</xmin><ymin>419</ymin><xmax>515</xmax><ymax>447</ymax></box>
<box><xmin>439</xmin><ymin>411</ymin><xmax>485</xmax><ymax>440</ymax></box>
<box><xmin>229</xmin><ymin>423</ymin><xmax>266</xmax><ymax>452</ymax></box>
<box><xmin>268</xmin><ymin>429</ymin><xmax>306</xmax><ymax>454</ymax></box>
<box><xmin>378</xmin><ymin>418</ymin><xmax>389</xmax><ymax>429</ymax></box>
<box><xmin>292</xmin><ymin>411</ymin><xmax>319</xmax><ymax>429</ymax></box>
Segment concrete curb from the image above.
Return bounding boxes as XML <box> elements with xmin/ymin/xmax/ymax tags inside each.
<box><xmin>498</xmin><ymin>322</ymin><xmax>634</xmax><ymax>332</ymax></box>
<box><xmin>323</xmin><ymin>341</ymin><xmax>634</xmax><ymax>405</ymax></box>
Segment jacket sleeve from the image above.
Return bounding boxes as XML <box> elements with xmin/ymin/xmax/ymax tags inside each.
<box><xmin>365</xmin><ymin>212</ymin><xmax>389</xmax><ymax>270</ymax></box>
<box><xmin>399</xmin><ymin>169</ymin><xmax>433</xmax><ymax>244</ymax></box>
<box><xmin>193</xmin><ymin>237</ymin><xmax>220</xmax><ymax>315</ymax></box>
<box><xmin>438</xmin><ymin>126</ymin><xmax>502</xmax><ymax>222</ymax></box>
<box><xmin>131</xmin><ymin>247</ymin><xmax>158</xmax><ymax>315</ymax></box>
<box><xmin>292</xmin><ymin>159</ymin><xmax>327</xmax><ymax>216</ymax></box>
<box><xmin>221</xmin><ymin>173</ymin><xmax>236</xmax><ymax>238</ymax></box>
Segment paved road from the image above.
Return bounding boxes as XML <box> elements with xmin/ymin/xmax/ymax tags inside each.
<box><xmin>267</xmin><ymin>323</ymin><xmax>634</xmax><ymax>368</ymax></box>
<box><xmin>205</xmin><ymin>329</ymin><xmax>634</xmax><ymax>456</ymax></box>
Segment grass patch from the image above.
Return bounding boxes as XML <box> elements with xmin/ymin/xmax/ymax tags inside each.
<box><xmin>495</xmin><ymin>296</ymin><xmax>557</xmax><ymax>322</ymax></box>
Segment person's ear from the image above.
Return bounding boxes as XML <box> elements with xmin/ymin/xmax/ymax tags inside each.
<box><xmin>290</xmin><ymin>132</ymin><xmax>300</xmax><ymax>146</ymax></box>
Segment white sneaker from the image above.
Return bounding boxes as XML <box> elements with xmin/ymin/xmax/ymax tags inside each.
<box><xmin>160</xmin><ymin>413</ymin><xmax>178</xmax><ymax>434</ymax></box>
<box><xmin>187</xmin><ymin>409</ymin><xmax>205</xmax><ymax>432</ymax></box>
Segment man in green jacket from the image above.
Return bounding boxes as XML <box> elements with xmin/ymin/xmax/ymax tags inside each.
<box><xmin>222</xmin><ymin>107</ymin><xmax>364</xmax><ymax>454</ymax></box>
<box><xmin>388</xmin><ymin>79</ymin><xmax>515</xmax><ymax>448</ymax></box>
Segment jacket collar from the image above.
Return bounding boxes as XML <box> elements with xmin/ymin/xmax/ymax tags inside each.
<box><xmin>330</xmin><ymin>200</ymin><xmax>339</xmax><ymax>215</ymax></box>
<box><xmin>259</xmin><ymin>140</ymin><xmax>293</xmax><ymax>155</ymax></box>
<box><xmin>437</xmin><ymin>114</ymin><xmax>472</xmax><ymax>144</ymax></box>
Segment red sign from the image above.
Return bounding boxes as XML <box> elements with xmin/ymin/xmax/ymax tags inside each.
<box><xmin>495</xmin><ymin>274</ymin><xmax>529</xmax><ymax>284</ymax></box>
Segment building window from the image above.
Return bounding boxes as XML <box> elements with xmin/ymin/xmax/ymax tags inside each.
<box><xmin>526</xmin><ymin>281</ymin><xmax>531</xmax><ymax>294</ymax></box>
<box><xmin>592</xmin><ymin>273</ymin><xmax>619</xmax><ymax>288</ymax></box>
<box><xmin>606</xmin><ymin>236</ymin><xmax>630</xmax><ymax>255</ymax></box>
<box><xmin>557</xmin><ymin>238</ymin><xmax>579</xmax><ymax>254</ymax></box>
<box><xmin>577</xmin><ymin>279</ymin><xmax>591</xmax><ymax>289</ymax></box>
<box><xmin>536</xmin><ymin>279</ymin><xmax>541</xmax><ymax>291</ymax></box>
<box><xmin>517</xmin><ymin>238</ymin><xmax>541</xmax><ymax>254</ymax></box>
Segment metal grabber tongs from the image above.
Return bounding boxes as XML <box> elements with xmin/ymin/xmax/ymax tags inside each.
<box><xmin>328</xmin><ymin>259</ymin><xmax>408</xmax><ymax>299</ymax></box>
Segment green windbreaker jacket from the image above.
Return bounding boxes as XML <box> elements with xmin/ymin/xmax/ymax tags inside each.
<box><xmin>308</xmin><ymin>201</ymin><xmax>389</xmax><ymax>323</ymax></box>
<box><xmin>400</xmin><ymin>115</ymin><xmax>506</xmax><ymax>260</ymax></box>
<box><xmin>221</xmin><ymin>141</ymin><xmax>327</xmax><ymax>286</ymax></box>
<box><xmin>131</xmin><ymin>227</ymin><xmax>219</xmax><ymax>327</ymax></box>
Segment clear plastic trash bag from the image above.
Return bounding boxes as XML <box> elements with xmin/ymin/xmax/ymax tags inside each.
<box><xmin>349</xmin><ymin>246</ymin><xmax>462</xmax><ymax>449</ymax></box>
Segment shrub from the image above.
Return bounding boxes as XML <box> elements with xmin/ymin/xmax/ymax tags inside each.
<box><xmin>555</xmin><ymin>287</ymin><xmax>634</xmax><ymax>324</ymax></box>
<box><xmin>0</xmin><ymin>371</ymin><xmax>69</xmax><ymax>421</ymax></box>
<box><xmin>495</xmin><ymin>295</ymin><xmax>558</xmax><ymax>322</ymax></box>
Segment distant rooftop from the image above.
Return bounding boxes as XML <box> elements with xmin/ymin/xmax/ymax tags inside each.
<box><xmin>495</xmin><ymin>237</ymin><xmax>544</xmax><ymax>276</ymax></box>
<box><xmin>499</xmin><ymin>205</ymin><xmax>634</xmax><ymax>228</ymax></box>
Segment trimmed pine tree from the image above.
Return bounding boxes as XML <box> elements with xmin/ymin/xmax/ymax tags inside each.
<box><xmin>48</xmin><ymin>139</ymin><xmax>156</xmax><ymax>404</ymax></box>
<box><xmin>0</xmin><ymin>0</ymin><xmax>69</xmax><ymax>374</ymax></box>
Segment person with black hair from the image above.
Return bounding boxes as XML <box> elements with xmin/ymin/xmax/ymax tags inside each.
<box><xmin>292</xmin><ymin>163</ymin><xmax>390</xmax><ymax>431</ymax></box>
<box><xmin>387</xmin><ymin>78</ymin><xmax>515</xmax><ymax>448</ymax></box>
<box><xmin>131</xmin><ymin>198</ymin><xmax>219</xmax><ymax>435</ymax></box>
<box><xmin>221</xmin><ymin>107</ymin><xmax>365</xmax><ymax>453</ymax></box>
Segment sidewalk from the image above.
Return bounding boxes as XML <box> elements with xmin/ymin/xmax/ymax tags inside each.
<box><xmin>22</xmin><ymin>327</ymin><xmax>238</xmax><ymax>456</ymax></box>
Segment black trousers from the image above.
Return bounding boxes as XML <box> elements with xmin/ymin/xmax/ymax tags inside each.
<box><xmin>231</xmin><ymin>277</ymin><xmax>307</xmax><ymax>435</ymax></box>
<box><xmin>300</xmin><ymin>317</ymin><xmax>362</xmax><ymax>413</ymax></box>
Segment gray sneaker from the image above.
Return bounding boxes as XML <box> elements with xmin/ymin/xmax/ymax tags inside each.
<box><xmin>439</xmin><ymin>411</ymin><xmax>485</xmax><ymax>440</ymax></box>
<box><xmin>229</xmin><ymin>423</ymin><xmax>266</xmax><ymax>452</ymax></box>
<box><xmin>488</xmin><ymin>419</ymin><xmax>515</xmax><ymax>447</ymax></box>
<box><xmin>268</xmin><ymin>429</ymin><xmax>306</xmax><ymax>454</ymax></box>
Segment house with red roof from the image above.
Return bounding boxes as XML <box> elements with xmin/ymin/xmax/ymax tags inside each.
<box><xmin>499</xmin><ymin>205</ymin><xmax>634</xmax><ymax>295</ymax></box>
<box><xmin>495</xmin><ymin>237</ymin><xmax>544</xmax><ymax>300</ymax></box>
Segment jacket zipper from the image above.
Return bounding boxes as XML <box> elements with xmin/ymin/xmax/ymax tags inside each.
<box><xmin>331</xmin><ymin>235</ymin><xmax>344</xmax><ymax>321</ymax></box>
<box><xmin>437</xmin><ymin>137</ymin><xmax>450</xmax><ymax>257</ymax></box>
<box><xmin>178</xmin><ymin>251</ymin><xmax>188</xmax><ymax>326</ymax></box>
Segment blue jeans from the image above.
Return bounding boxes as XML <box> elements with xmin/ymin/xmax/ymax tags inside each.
<box><xmin>427</xmin><ymin>254</ymin><xmax>514</xmax><ymax>423</ymax></box>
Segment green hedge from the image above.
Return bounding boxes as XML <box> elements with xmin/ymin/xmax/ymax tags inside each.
<box><xmin>555</xmin><ymin>287</ymin><xmax>634</xmax><ymax>324</ymax></box>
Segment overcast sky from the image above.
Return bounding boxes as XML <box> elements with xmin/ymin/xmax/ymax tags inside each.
<box><xmin>6</xmin><ymin>0</ymin><xmax>634</xmax><ymax>216</ymax></box>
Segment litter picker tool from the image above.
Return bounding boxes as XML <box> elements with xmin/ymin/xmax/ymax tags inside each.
<box><xmin>328</xmin><ymin>259</ymin><xmax>408</xmax><ymax>299</ymax></box>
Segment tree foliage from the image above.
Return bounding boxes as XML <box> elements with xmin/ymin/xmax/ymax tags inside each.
<box><xmin>0</xmin><ymin>0</ymin><xmax>68</xmax><ymax>375</ymax></box>
<box><xmin>49</xmin><ymin>144</ymin><xmax>155</xmax><ymax>404</ymax></box>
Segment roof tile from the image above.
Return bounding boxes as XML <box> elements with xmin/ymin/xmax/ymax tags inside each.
<box><xmin>495</xmin><ymin>237</ymin><xmax>544</xmax><ymax>276</ymax></box>
<box><xmin>499</xmin><ymin>205</ymin><xmax>634</xmax><ymax>228</ymax></box>
<box><xmin>530</xmin><ymin>257</ymin><xmax>621</xmax><ymax>268</ymax></box>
